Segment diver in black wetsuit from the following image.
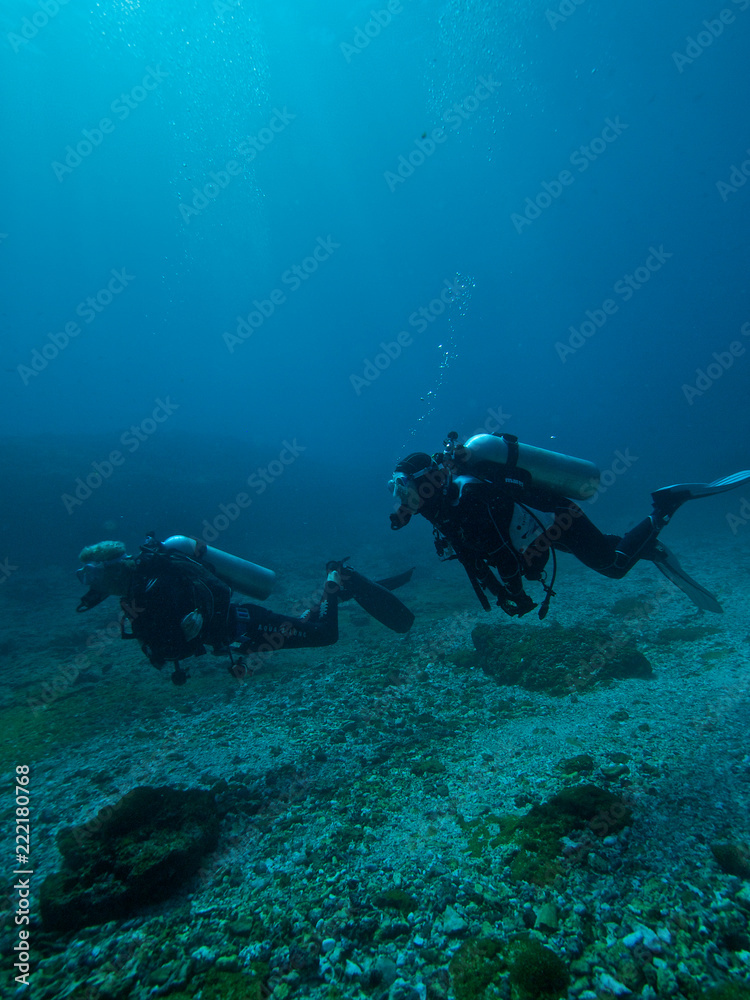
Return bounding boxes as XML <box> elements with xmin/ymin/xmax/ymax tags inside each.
<box><xmin>76</xmin><ymin>538</ymin><xmax>413</xmax><ymax>684</ymax></box>
<box><xmin>388</xmin><ymin>434</ymin><xmax>750</xmax><ymax>618</ymax></box>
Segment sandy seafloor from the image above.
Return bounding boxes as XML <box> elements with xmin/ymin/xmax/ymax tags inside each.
<box><xmin>1</xmin><ymin>529</ymin><xmax>749</xmax><ymax>1000</ymax></box>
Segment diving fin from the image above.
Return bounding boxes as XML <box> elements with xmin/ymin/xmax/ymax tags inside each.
<box><xmin>652</xmin><ymin>541</ymin><xmax>723</xmax><ymax>614</ymax></box>
<box><xmin>374</xmin><ymin>567</ymin><xmax>415</xmax><ymax>593</ymax></box>
<box><xmin>652</xmin><ymin>470</ymin><xmax>750</xmax><ymax>522</ymax></box>
<box><xmin>339</xmin><ymin>566</ymin><xmax>415</xmax><ymax>633</ymax></box>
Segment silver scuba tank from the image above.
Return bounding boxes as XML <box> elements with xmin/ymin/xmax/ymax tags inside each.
<box><xmin>460</xmin><ymin>434</ymin><xmax>600</xmax><ymax>500</ymax></box>
<box><xmin>162</xmin><ymin>535</ymin><xmax>276</xmax><ymax>599</ymax></box>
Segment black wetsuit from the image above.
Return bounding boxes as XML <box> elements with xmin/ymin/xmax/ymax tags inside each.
<box><xmin>120</xmin><ymin>545</ymin><xmax>339</xmax><ymax>673</ymax></box>
<box><xmin>233</xmin><ymin>588</ymin><xmax>338</xmax><ymax>654</ymax></box>
<box><xmin>419</xmin><ymin>473</ymin><xmax>660</xmax><ymax>612</ymax></box>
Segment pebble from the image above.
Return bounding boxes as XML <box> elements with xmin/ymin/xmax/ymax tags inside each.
<box><xmin>388</xmin><ymin>980</ymin><xmax>421</xmax><ymax>1000</ymax></box>
<box><xmin>438</xmin><ymin>906</ymin><xmax>468</xmax><ymax>936</ymax></box>
<box><xmin>656</xmin><ymin>965</ymin><xmax>679</xmax><ymax>996</ymax></box>
<box><xmin>321</xmin><ymin>938</ymin><xmax>336</xmax><ymax>954</ymax></box>
<box><xmin>597</xmin><ymin>972</ymin><xmax>632</xmax><ymax>996</ymax></box>
<box><xmin>190</xmin><ymin>946</ymin><xmax>216</xmax><ymax>966</ymax></box>
<box><xmin>622</xmin><ymin>925</ymin><xmax>663</xmax><ymax>953</ymax></box>
<box><xmin>373</xmin><ymin>956</ymin><xmax>399</xmax><ymax>986</ymax></box>
<box><xmin>535</xmin><ymin>902</ymin><xmax>559</xmax><ymax>931</ymax></box>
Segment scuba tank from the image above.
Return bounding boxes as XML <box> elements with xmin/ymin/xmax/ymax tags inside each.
<box><xmin>456</xmin><ymin>433</ymin><xmax>600</xmax><ymax>500</ymax></box>
<box><xmin>162</xmin><ymin>536</ymin><xmax>275</xmax><ymax>600</ymax></box>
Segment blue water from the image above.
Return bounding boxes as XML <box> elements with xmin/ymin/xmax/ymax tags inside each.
<box><xmin>1</xmin><ymin>0</ymin><xmax>749</xmax><ymax>570</ymax></box>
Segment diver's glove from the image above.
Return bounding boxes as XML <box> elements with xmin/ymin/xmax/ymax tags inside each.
<box><xmin>497</xmin><ymin>591</ymin><xmax>537</xmax><ymax>618</ymax></box>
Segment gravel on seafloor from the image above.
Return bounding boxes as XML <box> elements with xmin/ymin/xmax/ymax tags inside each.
<box><xmin>1</xmin><ymin>533</ymin><xmax>749</xmax><ymax>999</ymax></box>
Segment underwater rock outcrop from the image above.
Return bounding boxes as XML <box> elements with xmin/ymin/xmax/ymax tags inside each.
<box><xmin>449</xmin><ymin>935</ymin><xmax>570</xmax><ymax>1000</ymax></box>
<box><xmin>39</xmin><ymin>785</ymin><xmax>220</xmax><ymax>931</ymax></box>
<box><xmin>457</xmin><ymin>622</ymin><xmax>652</xmax><ymax>695</ymax></box>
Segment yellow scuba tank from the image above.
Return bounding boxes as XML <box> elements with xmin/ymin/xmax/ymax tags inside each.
<box><xmin>458</xmin><ymin>433</ymin><xmax>600</xmax><ymax>500</ymax></box>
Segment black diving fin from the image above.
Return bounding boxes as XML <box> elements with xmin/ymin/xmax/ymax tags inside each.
<box><xmin>652</xmin><ymin>470</ymin><xmax>750</xmax><ymax>521</ymax></box>
<box><xmin>652</xmin><ymin>541</ymin><xmax>723</xmax><ymax>614</ymax></box>
<box><xmin>373</xmin><ymin>567</ymin><xmax>415</xmax><ymax>593</ymax></box>
<box><xmin>346</xmin><ymin>568</ymin><xmax>415</xmax><ymax>633</ymax></box>
<box><xmin>332</xmin><ymin>561</ymin><xmax>415</xmax><ymax>633</ymax></box>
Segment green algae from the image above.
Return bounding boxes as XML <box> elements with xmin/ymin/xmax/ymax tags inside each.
<box><xmin>558</xmin><ymin>753</ymin><xmax>595</xmax><ymax>774</ymax></box>
<box><xmin>699</xmin><ymin>986</ymin><xmax>750</xmax><ymax>1000</ymax></box>
<box><xmin>449</xmin><ymin>936</ymin><xmax>506</xmax><ymax>999</ymax></box>
<box><xmin>410</xmin><ymin>756</ymin><xmax>447</xmax><ymax>777</ymax></box>
<box><xmin>508</xmin><ymin>938</ymin><xmax>570</xmax><ymax>999</ymax></box>
<box><xmin>167</xmin><ymin>966</ymin><xmax>269</xmax><ymax>1000</ymax></box>
<box><xmin>373</xmin><ymin>888</ymin><xmax>419</xmax><ymax>914</ymax></box>
<box><xmin>509</xmin><ymin>848</ymin><xmax>561</xmax><ymax>886</ymax></box>
<box><xmin>711</xmin><ymin>842</ymin><xmax>750</xmax><ymax>879</ymax></box>
<box><xmin>449</xmin><ymin>937</ymin><xmax>570</xmax><ymax>1000</ymax></box>
<box><xmin>40</xmin><ymin>786</ymin><xmax>221</xmax><ymax>931</ymax></box>
<box><xmin>460</xmin><ymin>785</ymin><xmax>631</xmax><ymax>885</ymax></box>
<box><xmin>459</xmin><ymin>812</ymin><xmax>520</xmax><ymax>857</ymax></box>
<box><xmin>458</xmin><ymin>622</ymin><xmax>652</xmax><ymax>696</ymax></box>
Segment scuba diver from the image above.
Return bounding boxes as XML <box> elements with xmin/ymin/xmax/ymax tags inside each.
<box><xmin>76</xmin><ymin>535</ymin><xmax>414</xmax><ymax>684</ymax></box>
<box><xmin>388</xmin><ymin>431</ymin><xmax>750</xmax><ymax>619</ymax></box>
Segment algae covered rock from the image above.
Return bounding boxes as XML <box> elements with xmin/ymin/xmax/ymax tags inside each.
<box><xmin>463</xmin><ymin>622</ymin><xmax>652</xmax><ymax>695</ymax></box>
<box><xmin>40</xmin><ymin>785</ymin><xmax>221</xmax><ymax>931</ymax></box>
<box><xmin>508</xmin><ymin>938</ymin><xmax>570</xmax><ymax>999</ymax></box>
<box><xmin>558</xmin><ymin>753</ymin><xmax>595</xmax><ymax>774</ymax></box>
<box><xmin>511</xmin><ymin>784</ymin><xmax>631</xmax><ymax>885</ymax></box>
<box><xmin>711</xmin><ymin>841</ymin><xmax>750</xmax><ymax>879</ymax></box>
<box><xmin>699</xmin><ymin>986</ymin><xmax>750</xmax><ymax>1000</ymax></box>
<box><xmin>449</xmin><ymin>936</ymin><xmax>569</xmax><ymax>1000</ymax></box>
<box><xmin>449</xmin><ymin>936</ymin><xmax>505</xmax><ymax>999</ymax></box>
<box><xmin>520</xmin><ymin>784</ymin><xmax>631</xmax><ymax>839</ymax></box>
<box><xmin>373</xmin><ymin>888</ymin><xmax>419</xmax><ymax>914</ymax></box>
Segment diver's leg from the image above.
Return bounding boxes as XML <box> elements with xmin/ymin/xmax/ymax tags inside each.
<box><xmin>236</xmin><ymin>572</ymin><xmax>340</xmax><ymax>653</ymax></box>
<box><xmin>524</xmin><ymin>499</ymin><xmax>626</xmax><ymax>578</ymax></box>
<box><xmin>550</xmin><ymin>503</ymin><xmax>669</xmax><ymax>579</ymax></box>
